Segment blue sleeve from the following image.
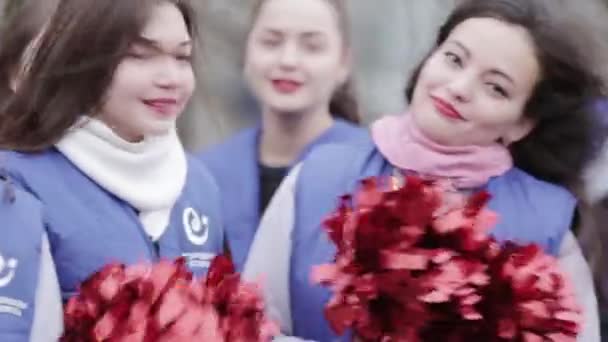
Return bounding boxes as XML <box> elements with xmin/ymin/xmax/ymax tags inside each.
<box><xmin>0</xmin><ymin>179</ymin><xmax>47</xmax><ymax>341</ymax></box>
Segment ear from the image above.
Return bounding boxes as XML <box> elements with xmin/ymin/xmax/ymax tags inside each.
<box><xmin>502</xmin><ymin>116</ymin><xmax>536</xmax><ymax>145</ymax></box>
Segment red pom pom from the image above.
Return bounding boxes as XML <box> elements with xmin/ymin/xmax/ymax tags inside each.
<box><xmin>313</xmin><ymin>175</ymin><xmax>582</xmax><ymax>341</ymax></box>
<box><xmin>62</xmin><ymin>256</ymin><xmax>279</xmax><ymax>341</ymax></box>
<box><xmin>484</xmin><ymin>243</ymin><xmax>581</xmax><ymax>340</ymax></box>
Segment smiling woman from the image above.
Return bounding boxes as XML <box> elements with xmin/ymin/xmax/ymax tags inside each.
<box><xmin>0</xmin><ymin>0</ymin><xmax>226</xmax><ymax>340</ymax></box>
<box><xmin>198</xmin><ymin>0</ymin><xmax>367</xmax><ymax>272</ymax></box>
<box><xmin>1</xmin><ymin>0</ymin><xmax>197</xmax><ymax>149</ymax></box>
<box><xmin>408</xmin><ymin>17</ymin><xmax>539</xmax><ymax>147</ymax></box>
<box><xmin>243</xmin><ymin>1</ymin><xmax>604</xmax><ymax>340</ymax></box>
<box><xmin>98</xmin><ymin>2</ymin><xmax>195</xmax><ymax>142</ymax></box>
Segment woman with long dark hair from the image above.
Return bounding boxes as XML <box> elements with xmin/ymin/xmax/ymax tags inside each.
<box><xmin>245</xmin><ymin>1</ymin><xmax>603</xmax><ymax>340</ymax></box>
<box><xmin>0</xmin><ymin>0</ymin><xmax>225</xmax><ymax>339</ymax></box>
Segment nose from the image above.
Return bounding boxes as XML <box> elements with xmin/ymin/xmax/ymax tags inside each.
<box><xmin>277</xmin><ymin>42</ymin><xmax>299</xmax><ymax>70</ymax></box>
<box><xmin>154</xmin><ymin>57</ymin><xmax>181</xmax><ymax>89</ymax></box>
<box><xmin>445</xmin><ymin>72</ymin><xmax>474</xmax><ymax>103</ymax></box>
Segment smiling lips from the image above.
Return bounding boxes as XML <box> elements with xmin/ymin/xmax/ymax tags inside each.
<box><xmin>431</xmin><ymin>95</ymin><xmax>465</xmax><ymax>121</ymax></box>
<box><xmin>143</xmin><ymin>98</ymin><xmax>179</xmax><ymax>116</ymax></box>
<box><xmin>272</xmin><ymin>79</ymin><xmax>302</xmax><ymax>94</ymax></box>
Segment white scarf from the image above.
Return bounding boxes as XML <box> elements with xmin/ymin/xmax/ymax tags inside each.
<box><xmin>55</xmin><ymin>118</ymin><xmax>187</xmax><ymax>240</ymax></box>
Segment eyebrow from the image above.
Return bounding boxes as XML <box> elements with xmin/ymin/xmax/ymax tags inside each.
<box><xmin>488</xmin><ymin>68</ymin><xmax>515</xmax><ymax>85</ymax></box>
<box><xmin>448</xmin><ymin>40</ymin><xmax>515</xmax><ymax>85</ymax></box>
<box><xmin>133</xmin><ymin>36</ymin><xmax>192</xmax><ymax>50</ymax></box>
<box><xmin>260</xmin><ymin>29</ymin><xmax>282</xmax><ymax>36</ymax></box>
<box><xmin>261</xmin><ymin>28</ymin><xmax>324</xmax><ymax>38</ymax></box>
<box><xmin>447</xmin><ymin>40</ymin><xmax>471</xmax><ymax>59</ymax></box>
<box><xmin>301</xmin><ymin>31</ymin><xmax>325</xmax><ymax>39</ymax></box>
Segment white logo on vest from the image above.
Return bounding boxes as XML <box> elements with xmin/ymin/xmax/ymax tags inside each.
<box><xmin>181</xmin><ymin>252</ymin><xmax>216</xmax><ymax>269</ymax></box>
<box><xmin>0</xmin><ymin>252</ymin><xmax>17</xmax><ymax>288</ymax></box>
<box><xmin>183</xmin><ymin>207</ymin><xmax>210</xmax><ymax>246</ymax></box>
<box><xmin>0</xmin><ymin>252</ymin><xmax>27</xmax><ymax>317</ymax></box>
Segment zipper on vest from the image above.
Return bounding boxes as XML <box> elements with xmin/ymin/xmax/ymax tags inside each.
<box><xmin>139</xmin><ymin>224</ymin><xmax>160</xmax><ymax>261</ymax></box>
<box><xmin>139</xmin><ymin>224</ymin><xmax>161</xmax><ymax>261</ymax></box>
<box><xmin>152</xmin><ymin>240</ymin><xmax>161</xmax><ymax>258</ymax></box>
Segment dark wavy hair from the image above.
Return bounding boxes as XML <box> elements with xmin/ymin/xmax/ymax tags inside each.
<box><xmin>405</xmin><ymin>0</ymin><xmax>605</xmax><ymax>185</ymax></box>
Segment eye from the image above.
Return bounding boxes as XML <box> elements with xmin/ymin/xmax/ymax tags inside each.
<box><xmin>486</xmin><ymin>83</ymin><xmax>509</xmax><ymax>98</ymax></box>
<box><xmin>444</xmin><ymin>51</ymin><xmax>463</xmax><ymax>68</ymax></box>
<box><xmin>259</xmin><ymin>37</ymin><xmax>281</xmax><ymax>48</ymax></box>
<box><xmin>175</xmin><ymin>54</ymin><xmax>192</xmax><ymax>62</ymax></box>
<box><xmin>127</xmin><ymin>51</ymin><xmax>151</xmax><ymax>60</ymax></box>
<box><xmin>126</xmin><ymin>46</ymin><xmax>155</xmax><ymax>60</ymax></box>
<box><xmin>303</xmin><ymin>42</ymin><xmax>323</xmax><ymax>53</ymax></box>
<box><xmin>302</xmin><ymin>37</ymin><xmax>325</xmax><ymax>53</ymax></box>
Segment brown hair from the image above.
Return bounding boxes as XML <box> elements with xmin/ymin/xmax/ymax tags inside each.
<box><xmin>0</xmin><ymin>0</ymin><xmax>197</xmax><ymax>152</ymax></box>
<box><xmin>0</xmin><ymin>0</ymin><xmax>58</xmax><ymax>105</ymax></box>
<box><xmin>405</xmin><ymin>0</ymin><xmax>604</xmax><ymax>185</ymax></box>
<box><xmin>250</xmin><ymin>0</ymin><xmax>360</xmax><ymax>124</ymax></box>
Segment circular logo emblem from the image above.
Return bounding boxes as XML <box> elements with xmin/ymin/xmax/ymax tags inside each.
<box><xmin>182</xmin><ymin>207</ymin><xmax>209</xmax><ymax>246</ymax></box>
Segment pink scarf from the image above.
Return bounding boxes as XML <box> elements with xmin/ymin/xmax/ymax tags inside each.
<box><xmin>371</xmin><ymin>113</ymin><xmax>513</xmax><ymax>189</ymax></box>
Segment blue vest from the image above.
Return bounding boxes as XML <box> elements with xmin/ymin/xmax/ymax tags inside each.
<box><xmin>0</xmin><ymin>149</ymin><xmax>224</xmax><ymax>302</ymax></box>
<box><xmin>290</xmin><ymin>140</ymin><xmax>575</xmax><ymax>341</ymax></box>
<box><xmin>0</xmin><ymin>178</ymin><xmax>46</xmax><ymax>341</ymax></box>
<box><xmin>199</xmin><ymin>119</ymin><xmax>366</xmax><ymax>271</ymax></box>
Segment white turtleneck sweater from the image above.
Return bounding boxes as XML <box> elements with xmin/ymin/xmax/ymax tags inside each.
<box><xmin>55</xmin><ymin>118</ymin><xmax>187</xmax><ymax>240</ymax></box>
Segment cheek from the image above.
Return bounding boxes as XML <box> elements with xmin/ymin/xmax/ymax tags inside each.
<box><xmin>308</xmin><ymin>55</ymin><xmax>345</xmax><ymax>84</ymax></box>
<box><xmin>474</xmin><ymin>99</ymin><xmax>527</xmax><ymax>127</ymax></box>
<box><xmin>181</xmin><ymin>67</ymin><xmax>196</xmax><ymax>95</ymax></box>
<box><xmin>418</xmin><ymin>59</ymin><xmax>450</xmax><ymax>91</ymax></box>
<box><xmin>100</xmin><ymin>91</ymin><xmax>133</xmax><ymax>123</ymax></box>
<box><xmin>244</xmin><ymin>59</ymin><xmax>262</xmax><ymax>79</ymax></box>
<box><xmin>244</xmin><ymin>47</ymin><xmax>273</xmax><ymax>74</ymax></box>
<box><xmin>103</xmin><ymin>82</ymin><xmax>132</xmax><ymax>109</ymax></box>
<box><xmin>108</xmin><ymin>81</ymin><xmax>140</xmax><ymax>100</ymax></box>
<box><xmin>244</xmin><ymin>57</ymin><xmax>269</xmax><ymax>89</ymax></box>
<box><xmin>108</xmin><ymin>64</ymin><xmax>149</xmax><ymax>97</ymax></box>
<box><xmin>101</xmin><ymin>74</ymin><xmax>148</xmax><ymax>120</ymax></box>
<box><xmin>410</xmin><ymin>67</ymin><xmax>442</xmax><ymax>109</ymax></box>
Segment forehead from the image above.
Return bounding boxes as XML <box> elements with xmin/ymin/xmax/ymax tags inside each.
<box><xmin>254</xmin><ymin>0</ymin><xmax>340</xmax><ymax>35</ymax></box>
<box><xmin>139</xmin><ymin>2</ymin><xmax>191</xmax><ymax>43</ymax></box>
<box><xmin>446</xmin><ymin>17</ymin><xmax>540</xmax><ymax>85</ymax></box>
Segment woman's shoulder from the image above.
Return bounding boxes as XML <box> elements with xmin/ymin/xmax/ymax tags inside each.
<box><xmin>303</xmin><ymin>135</ymin><xmax>376</xmax><ymax>164</ymax></box>
<box><xmin>185</xmin><ymin>153</ymin><xmax>221</xmax><ymax>193</ymax></box>
<box><xmin>0</xmin><ymin>149</ymin><xmax>65</xmax><ymax>190</ymax></box>
<box><xmin>489</xmin><ymin>167</ymin><xmax>576</xmax><ymax>245</ymax></box>
<box><xmin>495</xmin><ymin>167</ymin><xmax>575</xmax><ymax>204</ymax></box>
<box><xmin>197</xmin><ymin>127</ymin><xmax>257</xmax><ymax>166</ymax></box>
